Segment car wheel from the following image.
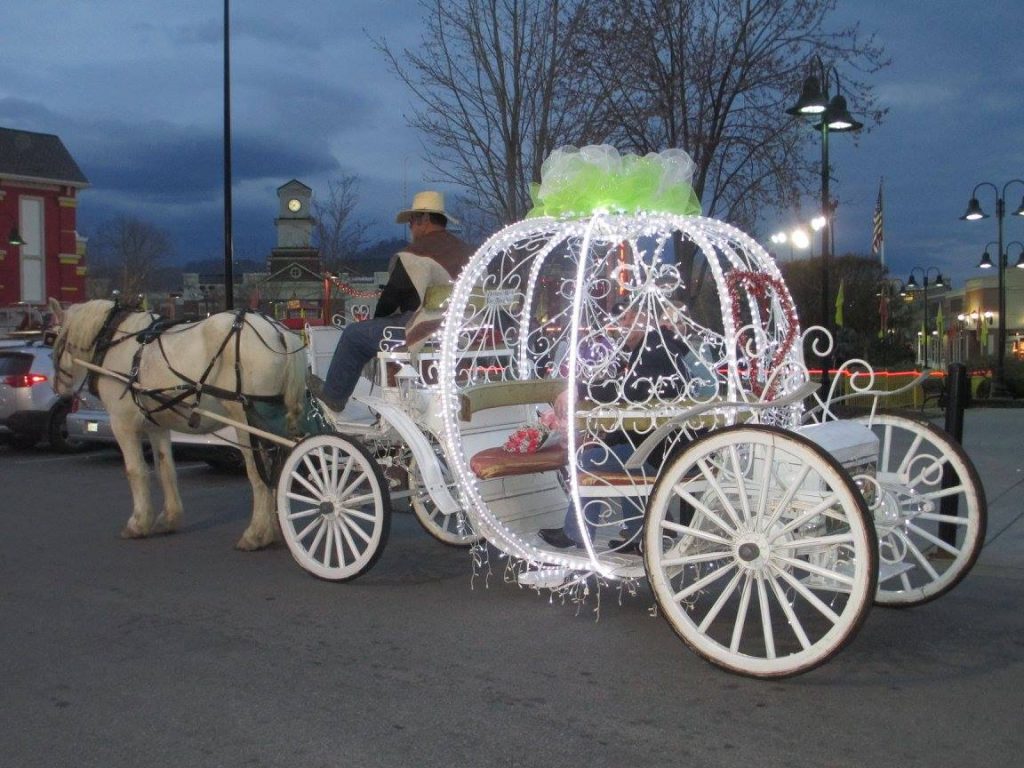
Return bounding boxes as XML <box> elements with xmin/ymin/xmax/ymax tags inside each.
<box><xmin>203</xmin><ymin>448</ymin><xmax>245</xmax><ymax>472</ymax></box>
<box><xmin>48</xmin><ymin>400</ymin><xmax>87</xmax><ymax>453</ymax></box>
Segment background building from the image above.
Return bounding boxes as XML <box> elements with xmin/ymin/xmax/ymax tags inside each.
<box><xmin>0</xmin><ymin>126</ymin><xmax>89</xmax><ymax>308</ymax></box>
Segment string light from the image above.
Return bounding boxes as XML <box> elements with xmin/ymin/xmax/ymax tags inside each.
<box><xmin>437</xmin><ymin>210</ymin><xmax>808</xmax><ymax>581</ymax></box>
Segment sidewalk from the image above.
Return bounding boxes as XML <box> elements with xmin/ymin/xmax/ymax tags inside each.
<box><xmin>952</xmin><ymin>408</ymin><xmax>1024</xmax><ymax>572</ymax></box>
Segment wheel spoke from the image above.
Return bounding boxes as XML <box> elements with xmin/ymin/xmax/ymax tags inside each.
<box><xmin>295</xmin><ymin>515</ymin><xmax>322</xmax><ymax>541</ymax></box>
<box><xmin>756</xmin><ymin>576</ymin><xmax>776</xmax><ymax>660</ymax></box>
<box><xmin>697</xmin><ymin>569</ymin><xmax>745</xmax><ymax>633</ymax></box>
<box><xmin>306</xmin><ymin>517</ymin><xmax>327</xmax><ymax>555</ymax></box>
<box><xmin>773</xmin><ymin>533</ymin><xmax>856</xmax><ymax>551</ymax></box>
<box><xmin>905</xmin><ymin>521</ymin><xmax>961</xmax><ymax>557</ymax></box>
<box><xmin>340</xmin><ymin>471</ymin><xmax>370</xmax><ymax>500</ymax></box>
<box><xmin>896</xmin><ymin>433</ymin><xmax>925</xmax><ymax>478</ymax></box>
<box><xmin>697</xmin><ymin>457</ymin><xmax>743</xmax><ymax>529</ymax></box>
<box><xmin>341</xmin><ymin>514</ymin><xmax>374</xmax><ymax>545</ymax></box>
<box><xmin>302</xmin><ymin>453</ymin><xmax>328</xmax><ymax>494</ymax></box>
<box><xmin>660</xmin><ymin>549</ymin><xmax>732</xmax><ymax>568</ymax></box>
<box><xmin>661</xmin><ymin>519</ymin><xmax>733</xmax><ymax>548</ymax></box>
<box><xmin>673</xmin><ymin>560</ymin><xmax>737</xmax><ymax>602</ymax></box>
<box><xmin>755</xmin><ymin>442</ymin><xmax>775</xmax><ymax>518</ymax></box>
<box><xmin>730</xmin><ymin>574</ymin><xmax>753</xmax><ymax>653</ymax></box>
<box><xmin>332</xmin><ymin>518</ymin><xmax>347</xmax><ymax>567</ymax></box>
<box><xmin>898</xmin><ymin>531</ymin><xmax>941</xmax><ymax>580</ymax></box>
<box><xmin>292</xmin><ymin>470</ymin><xmax>325</xmax><ymax>501</ymax></box>
<box><xmin>913</xmin><ymin>485</ymin><xmax>968</xmax><ymax>504</ymax></box>
<box><xmin>286</xmin><ymin>491</ymin><xmax>320</xmax><ymax>506</ymax></box>
<box><xmin>321</xmin><ymin>520</ymin><xmax>335</xmax><ymax>567</ymax></box>
<box><xmin>728</xmin><ymin>445</ymin><xmax>753</xmax><ymax>522</ymax></box>
<box><xmin>678</xmin><ymin>489</ymin><xmax>738</xmax><ymax>536</ymax></box>
<box><xmin>768</xmin><ymin>493</ymin><xmax>840</xmax><ymax>542</ymax></box>
<box><xmin>916</xmin><ymin>511</ymin><xmax>969</xmax><ymax>526</ymax></box>
<box><xmin>334</xmin><ymin>454</ymin><xmax>354</xmax><ymax>495</ymax></box>
<box><xmin>761</xmin><ymin>464</ymin><xmax>812</xmax><ymax>534</ymax></box>
<box><xmin>769</xmin><ymin>563</ymin><xmax>842</xmax><ymax>624</ymax></box>
<box><xmin>774</xmin><ymin>554</ymin><xmax>856</xmax><ymax>587</ymax></box>
<box><xmin>341</xmin><ymin>506</ymin><xmax>380</xmax><ymax>523</ymax></box>
<box><xmin>286</xmin><ymin>506</ymin><xmax>320</xmax><ymax>522</ymax></box>
<box><xmin>337</xmin><ymin>515</ymin><xmax>362</xmax><ymax>554</ymax></box>
<box><xmin>766</xmin><ymin>570</ymin><xmax>812</xmax><ymax>651</ymax></box>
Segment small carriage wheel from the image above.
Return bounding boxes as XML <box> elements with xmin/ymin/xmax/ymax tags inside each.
<box><xmin>643</xmin><ymin>425</ymin><xmax>878</xmax><ymax>678</ymax></box>
<box><xmin>408</xmin><ymin>456</ymin><xmax>480</xmax><ymax>547</ymax></box>
<box><xmin>854</xmin><ymin>414</ymin><xmax>986</xmax><ymax>607</ymax></box>
<box><xmin>276</xmin><ymin>433</ymin><xmax>391</xmax><ymax>581</ymax></box>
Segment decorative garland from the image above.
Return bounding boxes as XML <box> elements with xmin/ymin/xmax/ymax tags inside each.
<box><xmin>329</xmin><ymin>275</ymin><xmax>381</xmax><ymax>299</ymax></box>
<box><xmin>724</xmin><ymin>270</ymin><xmax>799</xmax><ymax>399</ymax></box>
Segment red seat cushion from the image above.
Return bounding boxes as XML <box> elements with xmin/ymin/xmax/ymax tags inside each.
<box><xmin>470</xmin><ymin>444</ymin><xmax>567</xmax><ymax>480</ymax></box>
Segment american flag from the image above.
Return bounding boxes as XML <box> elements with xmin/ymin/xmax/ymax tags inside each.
<box><xmin>871</xmin><ymin>180</ymin><xmax>884</xmax><ymax>261</ymax></box>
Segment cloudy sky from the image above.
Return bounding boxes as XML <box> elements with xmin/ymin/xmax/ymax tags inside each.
<box><xmin>2</xmin><ymin>0</ymin><xmax>1023</xmax><ymax>288</ymax></box>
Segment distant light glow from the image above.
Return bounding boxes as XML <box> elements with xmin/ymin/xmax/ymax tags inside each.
<box><xmin>790</xmin><ymin>229</ymin><xmax>811</xmax><ymax>249</ymax></box>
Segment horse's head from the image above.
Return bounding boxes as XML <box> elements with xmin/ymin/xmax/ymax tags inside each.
<box><xmin>49</xmin><ymin>297</ymin><xmax>113</xmax><ymax>398</ymax></box>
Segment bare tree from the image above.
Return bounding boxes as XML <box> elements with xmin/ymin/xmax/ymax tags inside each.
<box><xmin>313</xmin><ymin>175</ymin><xmax>370</xmax><ymax>274</ymax></box>
<box><xmin>89</xmin><ymin>215</ymin><xmax>172</xmax><ymax>299</ymax></box>
<box><xmin>375</xmin><ymin>0</ymin><xmax>607</xmax><ymax>224</ymax></box>
<box><xmin>577</xmin><ymin>0</ymin><xmax>886</xmax><ymax>304</ymax></box>
<box><xmin>581</xmin><ymin>0</ymin><xmax>887</xmax><ymax>227</ymax></box>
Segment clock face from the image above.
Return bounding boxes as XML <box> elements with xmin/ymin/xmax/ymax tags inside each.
<box><xmin>287</xmin><ymin>198</ymin><xmax>302</xmax><ymax>213</ymax></box>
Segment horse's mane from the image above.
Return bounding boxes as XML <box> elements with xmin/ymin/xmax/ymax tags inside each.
<box><xmin>64</xmin><ymin>299</ymin><xmax>117</xmax><ymax>352</ymax></box>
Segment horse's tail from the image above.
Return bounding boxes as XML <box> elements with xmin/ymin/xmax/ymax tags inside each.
<box><xmin>282</xmin><ymin>334</ymin><xmax>308</xmax><ymax>436</ymax></box>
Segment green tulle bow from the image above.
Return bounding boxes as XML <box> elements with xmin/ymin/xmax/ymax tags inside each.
<box><xmin>526</xmin><ymin>146</ymin><xmax>702</xmax><ymax>219</ymax></box>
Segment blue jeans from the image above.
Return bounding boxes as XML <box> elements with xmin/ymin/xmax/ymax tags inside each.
<box><xmin>323</xmin><ymin>312</ymin><xmax>414</xmax><ymax>406</ymax></box>
<box><xmin>563</xmin><ymin>442</ymin><xmax>652</xmax><ymax>545</ymax></box>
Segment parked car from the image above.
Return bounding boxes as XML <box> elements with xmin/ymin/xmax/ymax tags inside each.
<box><xmin>66</xmin><ymin>394</ymin><xmax>246</xmax><ymax>471</ymax></box>
<box><xmin>0</xmin><ymin>340</ymin><xmax>84</xmax><ymax>452</ymax></box>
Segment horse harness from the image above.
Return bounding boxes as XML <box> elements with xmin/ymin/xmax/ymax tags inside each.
<box><xmin>85</xmin><ymin>306</ymin><xmax>295</xmax><ymax>426</ymax></box>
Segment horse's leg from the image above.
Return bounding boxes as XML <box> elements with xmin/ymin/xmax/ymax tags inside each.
<box><xmin>109</xmin><ymin>416</ymin><xmax>155</xmax><ymax>538</ymax></box>
<box><xmin>229</xmin><ymin>413</ymin><xmax>279</xmax><ymax>551</ymax></box>
<box><xmin>151</xmin><ymin>429</ymin><xmax>184</xmax><ymax>533</ymax></box>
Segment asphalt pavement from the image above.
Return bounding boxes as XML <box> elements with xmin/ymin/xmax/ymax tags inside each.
<box><xmin>0</xmin><ymin>407</ymin><xmax>1021</xmax><ymax>768</ymax></box>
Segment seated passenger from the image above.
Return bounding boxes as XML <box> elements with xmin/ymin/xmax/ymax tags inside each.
<box><xmin>538</xmin><ymin>305</ymin><xmax>715</xmax><ymax>554</ymax></box>
<box><xmin>309</xmin><ymin>191</ymin><xmax>473</xmax><ymax>413</ymax></box>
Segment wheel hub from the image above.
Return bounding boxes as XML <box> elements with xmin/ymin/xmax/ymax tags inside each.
<box><xmin>734</xmin><ymin>533</ymin><xmax>770</xmax><ymax>570</ymax></box>
<box><xmin>318</xmin><ymin>500</ymin><xmax>335</xmax><ymax>516</ymax></box>
<box><xmin>738</xmin><ymin>542</ymin><xmax>760</xmax><ymax>561</ymax></box>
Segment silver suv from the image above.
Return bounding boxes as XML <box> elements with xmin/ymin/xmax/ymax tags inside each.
<box><xmin>0</xmin><ymin>340</ymin><xmax>84</xmax><ymax>451</ymax></box>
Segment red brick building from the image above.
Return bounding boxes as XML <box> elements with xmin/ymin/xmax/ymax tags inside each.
<box><xmin>0</xmin><ymin>127</ymin><xmax>89</xmax><ymax>307</ymax></box>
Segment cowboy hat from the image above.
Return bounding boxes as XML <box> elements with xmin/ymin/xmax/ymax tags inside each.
<box><xmin>395</xmin><ymin>190</ymin><xmax>459</xmax><ymax>225</ymax></box>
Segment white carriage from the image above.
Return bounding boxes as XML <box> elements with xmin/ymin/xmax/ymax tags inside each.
<box><xmin>269</xmin><ymin>149</ymin><xmax>986</xmax><ymax>677</ymax></box>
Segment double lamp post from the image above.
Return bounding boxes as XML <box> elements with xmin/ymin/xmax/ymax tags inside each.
<box><xmin>961</xmin><ymin>180</ymin><xmax>1024</xmax><ymax>392</ymax></box>
<box><xmin>785</xmin><ymin>56</ymin><xmax>863</xmax><ymax>393</ymax></box>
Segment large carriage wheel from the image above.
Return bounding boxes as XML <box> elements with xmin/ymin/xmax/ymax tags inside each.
<box><xmin>276</xmin><ymin>433</ymin><xmax>391</xmax><ymax>581</ymax></box>
<box><xmin>408</xmin><ymin>455</ymin><xmax>480</xmax><ymax>547</ymax></box>
<box><xmin>854</xmin><ymin>414</ymin><xmax>986</xmax><ymax>607</ymax></box>
<box><xmin>644</xmin><ymin>425</ymin><xmax>878</xmax><ymax>678</ymax></box>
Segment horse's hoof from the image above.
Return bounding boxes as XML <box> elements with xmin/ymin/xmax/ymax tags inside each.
<box><xmin>120</xmin><ymin>525</ymin><xmax>148</xmax><ymax>539</ymax></box>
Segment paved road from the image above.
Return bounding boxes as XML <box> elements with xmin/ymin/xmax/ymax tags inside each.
<box><xmin>1</xmin><ymin>411</ymin><xmax>1021</xmax><ymax>768</ymax></box>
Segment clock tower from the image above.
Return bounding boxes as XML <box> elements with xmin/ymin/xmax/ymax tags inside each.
<box><xmin>266</xmin><ymin>179</ymin><xmax>323</xmax><ymax>326</ymax></box>
<box><xmin>275</xmin><ymin>179</ymin><xmax>314</xmax><ymax>248</ymax></box>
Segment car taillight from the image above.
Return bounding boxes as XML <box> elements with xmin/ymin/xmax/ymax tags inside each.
<box><xmin>2</xmin><ymin>373</ymin><xmax>48</xmax><ymax>388</ymax></box>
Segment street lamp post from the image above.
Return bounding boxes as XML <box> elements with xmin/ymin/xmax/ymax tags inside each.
<box><xmin>786</xmin><ymin>57</ymin><xmax>864</xmax><ymax>394</ymax></box>
<box><xmin>961</xmin><ymin>179</ymin><xmax>1024</xmax><ymax>391</ymax></box>
<box><xmin>905</xmin><ymin>267</ymin><xmax>945</xmax><ymax>369</ymax></box>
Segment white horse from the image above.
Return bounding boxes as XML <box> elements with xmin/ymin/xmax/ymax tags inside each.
<box><xmin>49</xmin><ymin>298</ymin><xmax>307</xmax><ymax>550</ymax></box>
